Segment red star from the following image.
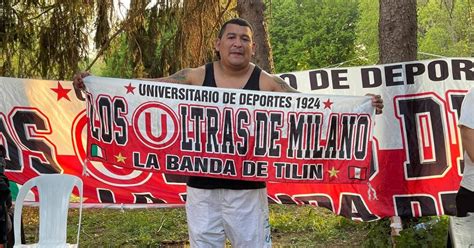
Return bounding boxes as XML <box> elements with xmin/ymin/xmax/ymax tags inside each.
<box><xmin>51</xmin><ymin>82</ymin><xmax>71</xmax><ymax>101</ymax></box>
<box><xmin>125</xmin><ymin>83</ymin><xmax>136</xmax><ymax>94</ymax></box>
<box><xmin>323</xmin><ymin>98</ymin><xmax>333</xmax><ymax>109</ymax></box>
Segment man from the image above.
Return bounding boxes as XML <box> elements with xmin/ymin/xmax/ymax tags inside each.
<box><xmin>0</xmin><ymin>145</ymin><xmax>12</xmax><ymax>248</ymax></box>
<box><xmin>74</xmin><ymin>18</ymin><xmax>383</xmax><ymax>247</ymax></box>
<box><xmin>456</xmin><ymin>88</ymin><xmax>474</xmax><ymax>217</ymax></box>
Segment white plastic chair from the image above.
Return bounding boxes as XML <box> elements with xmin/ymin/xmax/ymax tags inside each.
<box><xmin>13</xmin><ymin>174</ymin><xmax>83</xmax><ymax>248</ymax></box>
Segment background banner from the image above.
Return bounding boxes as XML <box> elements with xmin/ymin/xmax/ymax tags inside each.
<box><xmin>84</xmin><ymin>76</ymin><xmax>374</xmax><ymax>184</ymax></box>
<box><xmin>1</xmin><ymin>58</ymin><xmax>473</xmax><ymax>219</ymax></box>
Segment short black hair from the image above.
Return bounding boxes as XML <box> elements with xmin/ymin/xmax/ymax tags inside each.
<box><xmin>0</xmin><ymin>145</ymin><xmax>5</xmax><ymax>158</ymax></box>
<box><xmin>217</xmin><ymin>18</ymin><xmax>254</xmax><ymax>39</ymax></box>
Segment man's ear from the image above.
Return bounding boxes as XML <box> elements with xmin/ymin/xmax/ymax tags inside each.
<box><xmin>251</xmin><ymin>42</ymin><xmax>256</xmax><ymax>56</ymax></box>
<box><xmin>215</xmin><ymin>38</ymin><xmax>221</xmax><ymax>53</ymax></box>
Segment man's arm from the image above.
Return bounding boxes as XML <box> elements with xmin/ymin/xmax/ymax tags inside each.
<box><xmin>461</xmin><ymin>126</ymin><xmax>474</xmax><ymax>162</ymax></box>
<box><xmin>259</xmin><ymin>72</ymin><xmax>299</xmax><ymax>93</ymax></box>
<box><xmin>270</xmin><ymin>75</ymin><xmax>300</xmax><ymax>93</ymax></box>
<box><xmin>73</xmin><ymin>67</ymin><xmax>204</xmax><ymax>95</ymax></box>
<box><xmin>142</xmin><ymin>68</ymin><xmax>194</xmax><ymax>84</ymax></box>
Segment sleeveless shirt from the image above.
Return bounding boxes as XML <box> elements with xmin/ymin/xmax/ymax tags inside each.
<box><xmin>186</xmin><ymin>63</ymin><xmax>266</xmax><ymax>189</ymax></box>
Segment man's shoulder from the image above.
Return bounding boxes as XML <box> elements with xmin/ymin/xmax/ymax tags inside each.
<box><xmin>258</xmin><ymin>69</ymin><xmax>276</xmax><ymax>89</ymax></box>
<box><xmin>186</xmin><ymin>66</ymin><xmax>206</xmax><ymax>85</ymax></box>
<box><xmin>258</xmin><ymin>70</ymin><xmax>295</xmax><ymax>92</ymax></box>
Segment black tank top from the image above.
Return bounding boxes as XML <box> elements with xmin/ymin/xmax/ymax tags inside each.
<box><xmin>186</xmin><ymin>63</ymin><xmax>266</xmax><ymax>189</ymax></box>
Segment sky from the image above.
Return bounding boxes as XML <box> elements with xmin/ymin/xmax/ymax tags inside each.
<box><xmin>114</xmin><ymin>0</ymin><xmax>159</xmax><ymax>19</ymax></box>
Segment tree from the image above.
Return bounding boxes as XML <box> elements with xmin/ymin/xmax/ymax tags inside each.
<box><xmin>0</xmin><ymin>0</ymin><xmax>237</xmax><ymax>79</ymax></box>
<box><xmin>417</xmin><ymin>0</ymin><xmax>473</xmax><ymax>58</ymax></box>
<box><xmin>268</xmin><ymin>0</ymin><xmax>360</xmax><ymax>73</ymax></box>
<box><xmin>355</xmin><ymin>0</ymin><xmax>379</xmax><ymax>65</ymax></box>
<box><xmin>357</xmin><ymin>0</ymin><xmax>472</xmax><ymax>64</ymax></box>
<box><xmin>0</xmin><ymin>0</ymin><xmax>94</xmax><ymax>79</ymax></box>
<box><xmin>378</xmin><ymin>0</ymin><xmax>417</xmax><ymax>63</ymax></box>
<box><xmin>236</xmin><ymin>0</ymin><xmax>275</xmax><ymax>73</ymax></box>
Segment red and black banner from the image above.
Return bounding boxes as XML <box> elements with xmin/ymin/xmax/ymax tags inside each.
<box><xmin>1</xmin><ymin>58</ymin><xmax>473</xmax><ymax>219</ymax></box>
<box><xmin>84</xmin><ymin>76</ymin><xmax>375</xmax><ymax>184</ymax></box>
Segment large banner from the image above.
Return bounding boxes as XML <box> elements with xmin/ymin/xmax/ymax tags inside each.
<box><xmin>0</xmin><ymin>58</ymin><xmax>473</xmax><ymax>219</ymax></box>
<box><xmin>84</xmin><ymin>77</ymin><xmax>374</xmax><ymax>184</ymax></box>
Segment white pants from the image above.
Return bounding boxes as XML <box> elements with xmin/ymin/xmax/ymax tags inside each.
<box><xmin>185</xmin><ymin>187</ymin><xmax>271</xmax><ymax>248</ymax></box>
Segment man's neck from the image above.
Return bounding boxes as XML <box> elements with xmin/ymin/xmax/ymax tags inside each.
<box><xmin>216</xmin><ymin>61</ymin><xmax>252</xmax><ymax>77</ymax></box>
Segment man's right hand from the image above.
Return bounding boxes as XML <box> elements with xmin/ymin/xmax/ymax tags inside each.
<box><xmin>73</xmin><ymin>71</ymin><xmax>91</xmax><ymax>91</ymax></box>
<box><xmin>72</xmin><ymin>71</ymin><xmax>91</xmax><ymax>101</ymax></box>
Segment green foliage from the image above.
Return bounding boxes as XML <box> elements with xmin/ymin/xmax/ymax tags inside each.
<box><xmin>361</xmin><ymin>216</ymin><xmax>450</xmax><ymax>248</ymax></box>
<box><xmin>0</xmin><ymin>0</ymin><xmax>94</xmax><ymax>79</ymax></box>
<box><xmin>67</xmin><ymin>208</ymin><xmax>189</xmax><ymax>246</ymax></box>
<box><xmin>269</xmin><ymin>0</ymin><xmax>360</xmax><ymax>73</ymax></box>
<box><xmin>20</xmin><ymin>206</ymin><xmax>451</xmax><ymax>247</ymax></box>
<box><xmin>362</xmin><ymin>218</ymin><xmax>393</xmax><ymax>247</ymax></box>
<box><xmin>394</xmin><ymin>216</ymin><xmax>449</xmax><ymax>248</ymax></box>
<box><xmin>417</xmin><ymin>0</ymin><xmax>473</xmax><ymax>59</ymax></box>
<box><xmin>354</xmin><ymin>0</ymin><xmax>379</xmax><ymax>65</ymax></box>
<box><xmin>355</xmin><ymin>0</ymin><xmax>473</xmax><ymax>64</ymax></box>
<box><xmin>270</xmin><ymin>205</ymin><xmax>368</xmax><ymax>246</ymax></box>
<box><xmin>100</xmin><ymin>34</ymin><xmax>134</xmax><ymax>78</ymax></box>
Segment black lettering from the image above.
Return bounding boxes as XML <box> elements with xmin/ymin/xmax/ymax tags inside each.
<box><xmin>0</xmin><ymin>115</ymin><xmax>22</xmax><ymax>171</ymax></box>
<box><xmin>206</xmin><ymin>108</ymin><xmax>219</xmax><ymax>153</ymax></box>
<box><xmin>339</xmin><ymin>115</ymin><xmax>356</xmax><ymax>159</ymax></box>
<box><xmin>331</xmin><ymin>69</ymin><xmax>349</xmax><ymax>89</ymax></box>
<box><xmin>12</xmin><ymin>110</ymin><xmax>61</xmax><ymax>174</ymax></box>
<box><xmin>325</xmin><ymin>115</ymin><xmax>338</xmax><ymax>158</ymax></box>
<box><xmin>309</xmin><ymin>70</ymin><xmax>329</xmax><ymax>90</ymax></box>
<box><xmin>354</xmin><ymin>116</ymin><xmax>369</xmax><ymax>160</ymax></box>
<box><xmin>273</xmin><ymin>162</ymin><xmax>285</xmax><ymax>179</ymax></box>
<box><xmin>428</xmin><ymin>60</ymin><xmax>449</xmax><ymax>81</ymax></box>
<box><xmin>166</xmin><ymin>155</ymin><xmax>179</xmax><ymax>170</ymax></box>
<box><xmin>87</xmin><ymin>94</ymin><xmax>100</xmax><ymax>140</ymax></box>
<box><xmin>222</xmin><ymin>160</ymin><xmax>236</xmax><ymax>176</ymax></box>
<box><xmin>394</xmin><ymin>195</ymin><xmax>438</xmax><ymax>217</ymax></box>
<box><xmin>113</xmin><ymin>98</ymin><xmax>127</xmax><ymax>145</ymax></box>
<box><xmin>452</xmin><ymin>59</ymin><xmax>474</xmax><ymax>80</ymax></box>
<box><xmin>293</xmin><ymin>194</ymin><xmax>334</xmax><ymax>211</ymax></box>
<box><xmin>405</xmin><ymin>63</ymin><xmax>425</xmax><ymax>85</ymax></box>
<box><xmin>222</xmin><ymin>109</ymin><xmax>235</xmax><ymax>154</ymax></box>
<box><xmin>339</xmin><ymin>194</ymin><xmax>378</xmax><ymax>221</ymax></box>
<box><xmin>243</xmin><ymin>161</ymin><xmax>256</xmax><ymax>176</ymax></box>
<box><xmin>236</xmin><ymin>110</ymin><xmax>249</xmax><ymax>155</ymax></box>
<box><xmin>440</xmin><ymin>192</ymin><xmax>457</xmax><ymax>216</ymax></box>
<box><xmin>190</xmin><ymin>107</ymin><xmax>204</xmax><ymax>152</ymax></box>
<box><xmin>280</xmin><ymin>74</ymin><xmax>298</xmax><ymax>90</ymax></box>
<box><xmin>361</xmin><ymin>68</ymin><xmax>382</xmax><ymax>88</ymax></box>
<box><xmin>254</xmin><ymin>112</ymin><xmax>268</xmax><ymax>156</ymax></box>
<box><xmin>133</xmin><ymin>193</ymin><xmax>166</xmax><ymax>203</ymax></box>
<box><xmin>180</xmin><ymin>106</ymin><xmax>192</xmax><ymax>151</ymax></box>
<box><xmin>397</xmin><ymin>97</ymin><xmax>448</xmax><ymax>178</ymax></box>
<box><xmin>97</xmin><ymin>189</ymin><xmax>115</xmax><ymax>203</ymax></box>
<box><xmin>385</xmin><ymin>64</ymin><xmax>404</xmax><ymax>86</ymax></box>
<box><xmin>287</xmin><ymin>113</ymin><xmax>304</xmax><ymax>158</ymax></box>
<box><xmin>269</xmin><ymin>113</ymin><xmax>282</xmax><ymax>157</ymax></box>
<box><xmin>98</xmin><ymin>96</ymin><xmax>113</xmax><ymax>143</ymax></box>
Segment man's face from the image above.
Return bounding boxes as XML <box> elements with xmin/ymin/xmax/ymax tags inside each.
<box><xmin>215</xmin><ymin>24</ymin><xmax>255</xmax><ymax>67</ymax></box>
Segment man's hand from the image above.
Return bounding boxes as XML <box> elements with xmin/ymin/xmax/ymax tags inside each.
<box><xmin>72</xmin><ymin>71</ymin><xmax>91</xmax><ymax>101</ymax></box>
<box><xmin>367</xmin><ymin>94</ymin><xmax>383</xmax><ymax>115</ymax></box>
<box><xmin>73</xmin><ymin>71</ymin><xmax>91</xmax><ymax>91</ymax></box>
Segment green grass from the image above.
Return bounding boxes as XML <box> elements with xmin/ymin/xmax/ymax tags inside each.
<box><xmin>19</xmin><ymin>205</ymin><xmax>449</xmax><ymax>247</ymax></box>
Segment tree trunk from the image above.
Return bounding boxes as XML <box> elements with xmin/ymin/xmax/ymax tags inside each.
<box><xmin>378</xmin><ymin>0</ymin><xmax>417</xmax><ymax>64</ymax></box>
<box><xmin>236</xmin><ymin>0</ymin><xmax>275</xmax><ymax>73</ymax></box>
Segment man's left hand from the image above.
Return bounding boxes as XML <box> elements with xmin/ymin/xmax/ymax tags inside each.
<box><xmin>367</xmin><ymin>94</ymin><xmax>383</xmax><ymax>115</ymax></box>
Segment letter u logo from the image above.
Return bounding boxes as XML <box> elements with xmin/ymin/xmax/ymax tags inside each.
<box><xmin>133</xmin><ymin>102</ymin><xmax>179</xmax><ymax>149</ymax></box>
<box><xmin>145</xmin><ymin>112</ymin><xmax>168</xmax><ymax>143</ymax></box>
